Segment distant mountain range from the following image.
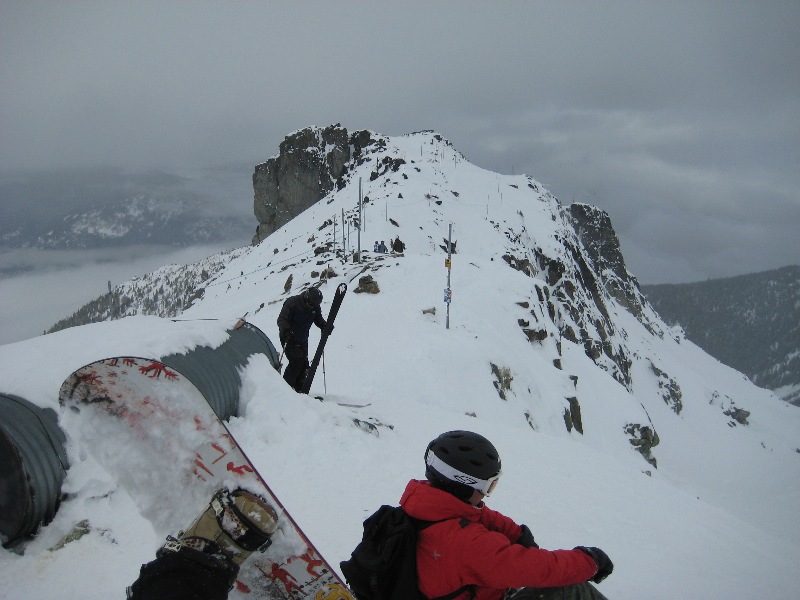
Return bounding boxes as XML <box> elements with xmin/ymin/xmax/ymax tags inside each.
<box><xmin>643</xmin><ymin>265</ymin><xmax>800</xmax><ymax>405</ymax></box>
<box><xmin>0</xmin><ymin>166</ymin><xmax>253</xmax><ymax>249</ymax></box>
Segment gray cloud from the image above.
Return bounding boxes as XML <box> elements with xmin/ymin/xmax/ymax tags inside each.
<box><xmin>1</xmin><ymin>0</ymin><xmax>798</xmax><ymax>284</ymax></box>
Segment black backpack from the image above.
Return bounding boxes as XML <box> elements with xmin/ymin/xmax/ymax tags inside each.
<box><xmin>340</xmin><ymin>505</ymin><xmax>475</xmax><ymax>600</ymax></box>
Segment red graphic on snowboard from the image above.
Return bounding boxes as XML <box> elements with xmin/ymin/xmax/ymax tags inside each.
<box><xmin>59</xmin><ymin>356</ymin><xmax>354</xmax><ymax>600</ymax></box>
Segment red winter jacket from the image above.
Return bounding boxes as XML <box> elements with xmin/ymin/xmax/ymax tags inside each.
<box><xmin>399</xmin><ymin>480</ymin><xmax>598</xmax><ymax>600</ymax></box>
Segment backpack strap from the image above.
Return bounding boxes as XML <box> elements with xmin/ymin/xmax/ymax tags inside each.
<box><xmin>413</xmin><ymin>517</ymin><xmax>477</xmax><ymax>600</ymax></box>
<box><xmin>430</xmin><ymin>585</ymin><xmax>476</xmax><ymax>600</ymax></box>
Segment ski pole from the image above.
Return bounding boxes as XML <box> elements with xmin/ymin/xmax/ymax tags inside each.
<box><xmin>278</xmin><ymin>341</ymin><xmax>288</xmax><ymax>369</ymax></box>
<box><xmin>322</xmin><ymin>350</ymin><xmax>327</xmax><ymax>394</ymax></box>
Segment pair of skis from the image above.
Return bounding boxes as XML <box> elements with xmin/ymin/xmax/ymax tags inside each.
<box><xmin>300</xmin><ymin>283</ymin><xmax>347</xmax><ymax>395</ymax></box>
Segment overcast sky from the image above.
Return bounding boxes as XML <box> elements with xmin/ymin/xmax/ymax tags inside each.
<box><xmin>1</xmin><ymin>1</ymin><xmax>798</xmax><ymax>284</ymax></box>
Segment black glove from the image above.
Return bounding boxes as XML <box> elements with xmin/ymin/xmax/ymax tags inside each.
<box><xmin>281</xmin><ymin>330</ymin><xmax>294</xmax><ymax>345</ymax></box>
<box><xmin>575</xmin><ymin>546</ymin><xmax>613</xmax><ymax>584</ymax></box>
<box><xmin>323</xmin><ymin>323</ymin><xmax>334</xmax><ymax>335</ymax></box>
<box><xmin>517</xmin><ymin>524</ymin><xmax>538</xmax><ymax>548</ymax></box>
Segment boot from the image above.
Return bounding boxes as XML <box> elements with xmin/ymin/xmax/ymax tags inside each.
<box><xmin>161</xmin><ymin>488</ymin><xmax>279</xmax><ymax>566</ymax></box>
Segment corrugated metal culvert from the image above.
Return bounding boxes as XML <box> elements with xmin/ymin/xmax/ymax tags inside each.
<box><xmin>1</xmin><ymin>320</ymin><xmax>279</xmax><ymax>547</ymax></box>
<box><xmin>159</xmin><ymin>320</ymin><xmax>280</xmax><ymax>419</ymax></box>
<box><xmin>0</xmin><ymin>393</ymin><xmax>69</xmax><ymax>548</ymax></box>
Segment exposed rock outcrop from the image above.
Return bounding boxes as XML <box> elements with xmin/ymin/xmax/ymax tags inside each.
<box><xmin>353</xmin><ymin>275</ymin><xmax>380</xmax><ymax>294</ymax></box>
<box><xmin>625</xmin><ymin>422</ymin><xmax>660</xmax><ymax>467</ymax></box>
<box><xmin>566</xmin><ymin>203</ymin><xmax>649</xmax><ymax>321</ymax></box>
<box><xmin>649</xmin><ymin>361</ymin><xmax>683</xmax><ymax>414</ymax></box>
<box><xmin>563</xmin><ymin>396</ymin><xmax>584</xmax><ymax>434</ymax></box>
<box><xmin>490</xmin><ymin>363</ymin><xmax>513</xmax><ymax>400</ymax></box>
<box><xmin>252</xmin><ymin>124</ymin><xmax>351</xmax><ymax>244</ymax></box>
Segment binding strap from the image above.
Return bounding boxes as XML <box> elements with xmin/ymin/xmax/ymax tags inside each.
<box><xmin>211</xmin><ymin>490</ymin><xmax>273</xmax><ymax>553</ymax></box>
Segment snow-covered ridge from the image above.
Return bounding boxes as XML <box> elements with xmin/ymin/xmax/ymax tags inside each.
<box><xmin>2</xmin><ymin>128</ymin><xmax>799</xmax><ymax>599</ymax></box>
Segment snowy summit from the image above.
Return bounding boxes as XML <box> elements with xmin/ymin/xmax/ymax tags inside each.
<box><xmin>1</xmin><ymin>128</ymin><xmax>799</xmax><ymax>599</ymax></box>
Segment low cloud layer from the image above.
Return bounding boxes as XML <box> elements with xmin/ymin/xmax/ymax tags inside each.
<box><xmin>0</xmin><ymin>244</ymin><xmax>234</xmax><ymax>344</ymax></box>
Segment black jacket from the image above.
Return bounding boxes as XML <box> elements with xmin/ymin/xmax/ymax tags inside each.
<box><xmin>277</xmin><ymin>294</ymin><xmax>326</xmax><ymax>345</ymax></box>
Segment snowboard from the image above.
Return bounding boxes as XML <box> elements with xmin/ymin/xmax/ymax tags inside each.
<box><xmin>301</xmin><ymin>283</ymin><xmax>347</xmax><ymax>394</ymax></box>
<box><xmin>59</xmin><ymin>356</ymin><xmax>354</xmax><ymax>600</ymax></box>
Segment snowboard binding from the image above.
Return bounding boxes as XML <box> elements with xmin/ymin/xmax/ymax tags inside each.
<box><xmin>159</xmin><ymin>488</ymin><xmax>279</xmax><ymax>567</ymax></box>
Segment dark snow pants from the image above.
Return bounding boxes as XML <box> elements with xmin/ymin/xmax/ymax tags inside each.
<box><xmin>282</xmin><ymin>341</ymin><xmax>309</xmax><ymax>392</ymax></box>
<box><xmin>506</xmin><ymin>582</ymin><xmax>610</xmax><ymax>600</ymax></box>
<box><xmin>127</xmin><ymin>549</ymin><xmax>236</xmax><ymax>600</ymax></box>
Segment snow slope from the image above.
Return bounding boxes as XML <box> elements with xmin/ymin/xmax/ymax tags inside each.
<box><xmin>1</xmin><ymin>130</ymin><xmax>799</xmax><ymax>599</ymax></box>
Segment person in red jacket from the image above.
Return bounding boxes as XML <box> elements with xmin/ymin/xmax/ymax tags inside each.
<box><xmin>400</xmin><ymin>431</ymin><xmax>613</xmax><ymax>600</ymax></box>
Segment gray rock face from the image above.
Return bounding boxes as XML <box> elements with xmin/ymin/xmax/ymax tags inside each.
<box><xmin>252</xmin><ymin>124</ymin><xmax>350</xmax><ymax>244</ymax></box>
<box><xmin>567</xmin><ymin>203</ymin><xmax>647</xmax><ymax>319</ymax></box>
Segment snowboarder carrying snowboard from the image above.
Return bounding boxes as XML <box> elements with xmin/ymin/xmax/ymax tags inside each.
<box><xmin>277</xmin><ymin>287</ymin><xmax>331</xmax><ymax>393</ymax></box>
<box><xmin>399</xmin><ymin>430</ymin><xmax>613</xmax><ymax>600</ymax></box>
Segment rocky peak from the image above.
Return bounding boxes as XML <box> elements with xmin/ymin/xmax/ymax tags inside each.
<box><xmin>252</xmin><ymin>124</ymin><xmax>351</xmax><ymax>244</ymax></box>
<box><xmin>250</xmin><ymin>127</ymin><xmax>663</xmax><ymax>389</ymax></box>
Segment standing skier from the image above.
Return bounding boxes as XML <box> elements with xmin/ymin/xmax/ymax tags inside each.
<box><xmin>400</xmin><ymin>430</ymin><xmax>614</xmax><ymax>600</ymax></box>
<box><xmin>277</xmin><ymin>287</ymin><xmax>330</xmax><ymax>392</ymax></box>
